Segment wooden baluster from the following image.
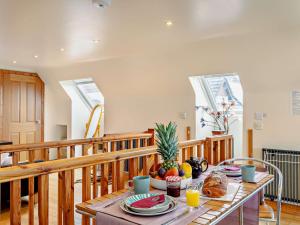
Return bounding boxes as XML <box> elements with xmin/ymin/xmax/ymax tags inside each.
<box><xmin>224</xmin><ymin>138</ymin><xmax>228</xmax><ymax>160</ymax></box>
<box><xmin>62</xmin><ymin>170</ymin><xmax>74</xmax><ymax>225</ymax></box>
<box><xmin>220</xmin><ymin>140</ymin><xmax>226</xmax><ymax>162</ymax></box>
<box><xmin>101</xmin><ymin>142</ymin><xmax>109</xmax><ymax>195</ymax></box>
<box><xmin>129</xmin><ymin>139</ymin><xmax>139</xmax><ymax>177</ymax></box>
<box><xmin>28</xmin><ymin>151</ymin><xmax>35</xmax><ymax>225</ymax></box>
<box><xmin>189</xmin><ymin>146</ymin><xmax>194</xmax><ymax>159</ymax></box>
<box><xmin>215</xmin><ymin>140</ymin><xmax>221</xmax><ymax>164</ymax></box>
<box><xmin>136</xmin><ymin>138</ymin><xmax>140</xmax><ymax>148</ymax></box>
<box><xmin>136</xmin><ymin>139</ymin><xmax>140</xmax><ymax>175</ymax></box>
<box><xmin>142</xmin><ymin>139</ymin><xmax>149</xmax><ymax>175</ymax></box>
<box><xmin>205</xmin><ymin>138</ymin><xmax>213</xmax><ymax>164</ymax></box>
<box><xmin>38</xmin><ymin>148</ymin><xmax>49</xmax><ymax>225</ymax></box>
<box><xmin>70</xmin><ymin>146</ymin><xmax>75</xmax><ymax>223</ymax></box>
<box><xmin>144</xmin><ymin>138</ymin><xmax>148</xmax><ymax>147</ymax></box>
<box><xmin>92</xmin><ymin>143</ymin><xmax>99</xmax><ymax>197</ymax></box>
<box><xmin>197</xmin><ymin>144</ymin><xmax>201</xmax><ymax>158</ymax></box>
<box><xmin>82</xmin><ymin>144</ymin><xmax>91</xmax><ymax>225</ymax></box>
<box><xmin>92</xmin><ymin>144</ymin><xmax>98</xmax><ymax>225</ymax></box>
<box><xmin>111</xmin><ymin>141</ymin><xmax>118</xmax><ymax>192</ymax></box>
<box><xmin>57</xmin><ymin>147</ymin><xmax>63</xmax><ymax>225</ymax></box>
<box><xmin>10</xmin><ymin>152</ymin><xmax>21</xmax><ymax>225</ymax></box>
<box><xmin>143</xmin><ymin>155</ymin><xmax>149</xmax><ymax>175</ymax></box>
<box><xmin>146</xmin><ymin>128</ymin><xmax>155</xmax><ymax>146</ymax></box>
<box><xmin>116</xmin><ymin>141</ymin><xmax>125</xmax><ymax>190</ymax></box>
<box><xmin>228</xmin><ymin>137</ymin><xmax>233</xmax><ymax>158</ymax></box>
<box><xmin>182</xmin><ymin>147</ymin><xmax>187</xmax><ymax>162</ymax></box>
<box><xmin>38</xmin><ymin>175</ymin><xmax>49</xmax><ymax>225</ymax></box>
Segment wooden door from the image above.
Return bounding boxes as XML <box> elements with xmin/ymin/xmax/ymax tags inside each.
<box><xmin>3</xmin><ymin>73</ymin><xmax>44</xmax><ymax>160</ymax></box>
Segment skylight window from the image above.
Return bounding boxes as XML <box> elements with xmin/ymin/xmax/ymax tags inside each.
<box><xmin>74</xmin><ymin>78</ymin><xmax>104</xmax><ymax>109</ymax></box>
<box><xmin>202</xmin><ymin>74</ymin><xmax>243</xmax><ymax>113</ymax></box>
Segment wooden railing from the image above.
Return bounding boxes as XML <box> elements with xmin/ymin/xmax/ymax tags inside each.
<box><xmin>0</xmin><ymin>134</ymin><xmax>232</xmax><ymax>225</ymax></box>
<box><xmin>0</xmin><ymin>130</ymin><xmax>154</xmax><ymax>225</ymax></box>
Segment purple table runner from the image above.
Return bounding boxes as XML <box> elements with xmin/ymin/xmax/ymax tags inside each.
<box><xmin>93</xmin><ymin>191</ymin><xmax>209</xmax><ymax>225</ymax></box>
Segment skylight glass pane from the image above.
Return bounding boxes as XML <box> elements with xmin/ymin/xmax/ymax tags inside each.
<box><xmin>77</xmin><ymin>83</ymin><xmax>102</xmax><ymax>107</ymax></box>
<box><xmin>74</xmin><ymin>79</ymin><xmax>104</xmax><ymax>109</ymax></box>
<box><xmin>204</xmin><ymin>75</ymin><xmax>243</xmax><ymax>112</ymax></box>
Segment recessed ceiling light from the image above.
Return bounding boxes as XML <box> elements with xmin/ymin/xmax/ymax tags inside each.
<box><xmin>60</xmin><ymin>48</ymin><xmax>65</xmax><ymax>52</ymax></box>
<box><xmin>34</xmin><ymin>55</ymin><xmax>39</xmax><ymax>58</ymax></box>
<box><xmin>165</xmin><ymin>20</ymin><xmax>173</xmax><ymax>27</ymax></box>
<box><xmin>12</xmin><ymin>60</ymin><xmax>17</xmax><ymax>64</ymax></box>
<box><xmin>92</xmin><ymin>39</ymin><xmax>100</xmax><ymax>44</ymax></box>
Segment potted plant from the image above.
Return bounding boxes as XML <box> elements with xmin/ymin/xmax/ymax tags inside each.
<box><xmin>200</xmin><ymin>99</ymin><xmax>237</xmax><ymax>135</ymax></box>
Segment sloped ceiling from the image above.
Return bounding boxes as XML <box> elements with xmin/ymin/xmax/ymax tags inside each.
<box><xmin>0</xmin><ymin>0</ymin><xmax>300</xmax><ymax>68</ymax></box>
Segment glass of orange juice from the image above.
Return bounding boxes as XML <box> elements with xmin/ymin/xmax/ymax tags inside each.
<box><xmin>186</xmin><ymin>183</ymin><xmax>201</xmax><ymax>207</ymax></box>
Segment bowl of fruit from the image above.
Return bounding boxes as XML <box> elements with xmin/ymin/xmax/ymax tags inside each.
<box><xmin>150</xmin><ymin>162</ymin><xmax>193</xmax><ymax>190</ymax></box>
<box><xmin>149</xmin><ymin>122</ymin><xmax>193</xmax><ymax>190</ymax></box>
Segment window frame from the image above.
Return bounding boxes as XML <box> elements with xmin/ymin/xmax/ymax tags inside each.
<box><xmin>74</xmin><ymin>80</ymin><xmax>102</xmax><ymax>110</ymax></box>
<box><xmin>201</xmin><ymin>74</ymin><xmax>243</xmax><ymax>115</ymax></box>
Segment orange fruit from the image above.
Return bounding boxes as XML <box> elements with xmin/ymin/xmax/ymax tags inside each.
<box><xmin>164</xmin><ymin>167</ymin><xmax>179</xmax><ymax>178</ymax></box>
<box><xmin>154</xmin><ymin>175</ymin><xmax>162</xmax><ymax>180</ymax></box>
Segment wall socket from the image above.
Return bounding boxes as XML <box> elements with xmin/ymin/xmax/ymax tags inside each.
<box><xmin>179</xmin><ymin>112</ymin><xmax>187</xmax><ymax>120</ymax></box>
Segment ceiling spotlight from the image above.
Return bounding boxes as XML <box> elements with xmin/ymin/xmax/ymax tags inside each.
<box><xmin>12</xmin><ymin>60</ymin><xmax>17</xmax><ymax>64</ymax></box>
<box><xmin>92</xmin><ymin>39</ymin><xmax>100</xmax><ymax>44</ymax></box>
<box><xmin>165</xmin><ymin>20</ymin><xmax>173</xmax><ymax>27</ymax></box>
<box><xmin>60</xmin><ymin>48</ymin><xmax>65</xmax><ymax>52</ymax></box>
<box><xmin>34</xmin><ymin>55</ymin><xmax>39</xmax><ymax>58</ymax></box>
<box><xmin>92</xmin><ymin>0</ymin><xmax>112</xmax><ymax>8</ymax></box>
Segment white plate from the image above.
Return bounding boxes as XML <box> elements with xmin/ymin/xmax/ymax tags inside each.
<box><xmin>200</xmin><ymin>183</ymin><xmax>240</xmax><ymax>202</ymax></box>
<box><xmin>150</xmin><ymin>177</ymin><xmax>192</xmax><ymax>190</ymax></box>
<box><xmin>120</xmin><ymin>200</ymin><xmax>178</xmax><ymax>217</ymax></box>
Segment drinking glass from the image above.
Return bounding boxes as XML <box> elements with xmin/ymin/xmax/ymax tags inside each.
<box><xmin>186</xmin><ymin>182</ymin><xmax>201</xmax><ymax>207</ymax></box>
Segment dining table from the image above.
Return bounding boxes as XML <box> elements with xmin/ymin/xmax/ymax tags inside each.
<box><xmin>76</xmin><ymin>171</ymin><xmax>274</xmax><ymax>225</ymax></box>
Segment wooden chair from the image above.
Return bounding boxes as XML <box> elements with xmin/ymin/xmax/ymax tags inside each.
<box><xmin>217</xmin><ymin>157</ymin><xmax>283</xmax><ymax>225</ymax></box>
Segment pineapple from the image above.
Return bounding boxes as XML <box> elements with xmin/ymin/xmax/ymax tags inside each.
<box><xmin>155</xmin><ymin>122</ymin><xmax>179</xmax><ymax>170</ymax></box>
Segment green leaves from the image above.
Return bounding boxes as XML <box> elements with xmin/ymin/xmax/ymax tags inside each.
<box><xmin>155</xmin><ymin>122</ymin><xmax>179</xmax><ymax>161</ymax></box>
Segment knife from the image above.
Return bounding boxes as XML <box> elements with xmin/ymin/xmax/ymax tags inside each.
<box><xmin>103</xmin><ymin>197</ymin><xmax>122</xmax><ymax>208</ymax></box>
<box><xmin>161</xmin><ymin>208</ymin><xmax>190</xmax><ymax>225</ymax></box>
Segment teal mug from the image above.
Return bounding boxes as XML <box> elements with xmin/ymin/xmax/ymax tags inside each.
<box><xmin>133</xmin><ymin>176</ymin><xmax>150</xmax><ymax>194</ymax></box>
<box><xmin>241</xmin><ymin>165</ymin><xmax>256</xmax><ymax>182</ymax></box>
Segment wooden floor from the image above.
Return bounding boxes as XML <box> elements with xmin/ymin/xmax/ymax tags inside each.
<box><xmin>0</xmin><ymin>172</ymin><xmax>299</xmax><ymax>225</ymax></box>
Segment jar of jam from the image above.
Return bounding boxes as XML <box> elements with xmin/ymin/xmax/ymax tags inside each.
<box><xmin>166</xmin><ymin>176</ymin><xmax>181</xmax><ymax>197</ymax></box>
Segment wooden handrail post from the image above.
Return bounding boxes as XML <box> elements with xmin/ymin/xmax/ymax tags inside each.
<box><xmin>38</xmin><ymin>175</ymin><xmax>49</xmax><ymax>225</ymax></box>
<box><xmin>145</xmin><ymin>128</ymin><xmax>155</xmax><ymax>146</ymax></box>
<box><xmin>10</xmin><ymin>152</ymin><xmax>21</xmax><ymax>225</ymax></box>
<box><xmin>62</xmin><ymin>170</ymin><xmax>74</xmax><ymax>225</ymax></box>
<box><xmin>82</xmin><ymin>145</ymin><xmax>91</xmax><ymax>225</ymax></box>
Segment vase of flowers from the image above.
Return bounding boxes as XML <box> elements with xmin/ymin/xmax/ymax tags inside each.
<box><xmin>200</xmin><ymin>99</ymin><xmax>237</xmax><ymax>135</ymax></box>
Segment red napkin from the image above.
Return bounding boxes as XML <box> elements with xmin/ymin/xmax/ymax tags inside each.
<box><xmin>225</xmin><ymin>166</ymin><xmax>240</xmax><ymax>171</ymax></box>
<box><xmin>130</xmin><ymin>195</ymin><xmax>165</xmax><ymax>208</ymax></box>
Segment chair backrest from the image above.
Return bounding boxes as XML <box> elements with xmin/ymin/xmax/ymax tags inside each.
<box><xmin>217</xmin><ymin>157</ymin><xmax>282</xmax><ymax>225</ymax></box>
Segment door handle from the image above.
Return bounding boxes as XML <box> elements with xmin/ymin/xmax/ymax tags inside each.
<box><xmin>35</xmin><ymin>120</ymin><xmax>41</xmax><ymax>124</ymax></box>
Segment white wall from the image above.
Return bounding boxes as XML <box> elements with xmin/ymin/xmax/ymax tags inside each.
<box><xmin>38</xmin><ymin>29</ymin><xmax>300</xmax><ymax>158</ymax></box>
<box><xmin>189</xmin><ymin>76</ymin><xmax>212</xmax><ymax>139</ymax></box>
<box><xmin>60</xmin><ymin>80</ymin><xmax>91</xmax><ymax>139</ymax></box>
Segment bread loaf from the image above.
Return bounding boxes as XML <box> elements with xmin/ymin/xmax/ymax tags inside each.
<box><xmin>202</xmin><ymin>172</ymin><xmax>228</xmax><ymax>198</ymax></box>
